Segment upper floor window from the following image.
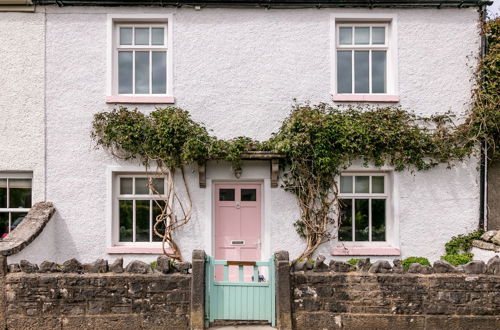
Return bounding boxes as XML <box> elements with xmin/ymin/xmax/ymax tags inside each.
<box><xmin>115</xmin><ymin>24</ymin><xmax>168</xmax><ymax>95</ymax></box>
<box><xmin>336</xmin><ymin>24</ymin><xmax>389</xmax><ymax>94</ymax></box>
<box><xmin>107</xmin><ymin>15</ymin><xmax>173</xmax><ymax>103</ymax></box>
<box><xmin>338</xmin><ymin>173</ymin><xmax>388</xmax><ymax>242</ymax></box>
<box><xmin>0</xmin><ymin>173</ymin><xmax>32</xmax><ymax>239</ymax></box>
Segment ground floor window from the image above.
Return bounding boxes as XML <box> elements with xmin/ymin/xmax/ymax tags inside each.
<box><xmin>338</xmin><ymin>173</ymin><xmax>388</xmax><ymax>242</ymax></box>
<box><xmin>0</xmin><ymin>173</ymin><xmax>32</xmax><ymax>239</ymax></box>
<box><xmin>115</xmin><ymin>175</ymin><xmax>166</xmax><ymax>244</ymax></box>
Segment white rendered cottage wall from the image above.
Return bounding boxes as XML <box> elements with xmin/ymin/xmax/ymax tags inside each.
<box><xmin>11</xmin><ymin>6</ymin><xmax>480</xmax><ymax>264</ymax></box>
<box><xmin>0</xmin><ymin>10</ymin><xmax>58</xmax><ymax>263</ymax></box>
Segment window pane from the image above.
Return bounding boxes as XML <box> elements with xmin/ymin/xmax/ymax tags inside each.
<box><xmin>372</xmin><ymin>176</ymin><xmax>385</xmax><ymax>193</ymax></box>
<box><xmin>355</xmin><ymin>176</ymin><xmax>369</xmax><ymax>193</ymax></box>
<box><xmin>152</xmin><ymin>201</ymin><xmax>165</xmax><ymax>242</ymax></box>
<box><xmin>372</xmin><ymin>27</ymin><xmax>385</xmax><ymax>45</ymax></box>
<box><xmin>372</xmin><ymin>51</ymin><xmax>386</xmax><ymax>93</ymax></box>
<box><xmin>135</xmin><ymin>178</ymin><xmax>149</xmax><ymax>195</ymax></box>
<box><xmin>118</xmin><ymin>51</ymin><xmax>133</xmax><ymax>94</ymax></box>
<box><xmin>372</xmin><ymin>199</ymin><xmax>386</xmax><ymax>241</ymax></box>
<box><xmin>120</xmin><ymin>178</ymin><xmax>133</xmax><ymax>195</ymax></box>
<box><xmin>135</xmin><ymin>51</ymin><xmax>150</xmax><ymax>94</ymax></box>
<box><xmin>340</xmin><ymin>176</ymin><xmax>353</xmax><ymax>193</ymax></box>
<box><xmin>354</xmin><ymin>27</ymin><xmax>369</xmax><ymax>45</ymax></box>
<box><xmin>219</xmin><ymin>189</ymin><xmax>235</xmax><ymax>201</ymax></box>
<box><xmin>152</xmin><ymin>28</ymin><xmax>165</xmax><ymax>45</ymax></box>
<box><xmin>354</xmin><ymin>51</ymin><xmax>369</xmax><ymax>93</ymax></box>
<box><xmin>339</xmin><ymin>27</ymin><xmax>352</xmax><ymax>45</ymax></box>
<box><xmin>337</xmin><ymin>51</ymin><xmax>352</xmax><ymax>93</ymax></box>
<box><xmin>338</xmin><ymin>199</ymin><xmax>352</xmax><ymax>241</ymax></box>
<box><xmin>135</xmin><ymin>200</ymin><xmax>150</xmax><ymax>242</ymax></box>
<box><xmin>120</xmin><ymin>27</ymin><xmax>132</xmax><ymax>45</ymax></box>
<box><xmin>152</xmin><ymin>178</ymin><xmax>164</xmax><ymax>195</ymax></box>
<box><xmin>0</xmin><ymin>179</ymin><xmax>6</xmax><ymax>208</ymax></box>
<box><xmin>152</xmin><ymin>51</ymin><xmax>166</xmax><ymax>94</ymax></box>
<box><xmin>119</xmin><ymin>200</ymin><xmax>133</xmax><ymax>242</ymax></box>
<box><xmin>10</xmin><ymin>212</ymin><xmax>26</xmax><ymax>232</ymax></box>
<box><xmin>9</xmin><ymin>179</ymin><xmax>31</xmax><ymax>208</ymax></box>
<box><xmin>354</xmin><ymin>199</ymin><xmax>369</xmax><ymax>241</ymax></box>
<box><xmin>134</xmin><ymin>27</ymin><xmax>149</xmax><ymax>45</ymax></box>
<box><xmin>0</xmin><ymin>213</ymin><xmax>8</xmax><ymax>238</ymax></box>
<box><xmin>241</xmin><ymin>189</ymin><xmax>256</xmax><ymax>201</ymax></box>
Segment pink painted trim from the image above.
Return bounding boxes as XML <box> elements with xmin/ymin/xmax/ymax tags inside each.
<box><xmin>106</xmin><ymin>96</ymin><xmax>175</xmax><ymax>104</ymax></box>
<box><xmin>331</xmin><ymin>246</ymin><xmax>401</xmax><ymax>256</ymax></box>
<box><xmin>106</xmin><ymin>246</ymin><xmax>173</xmax><ymax>254</ymax></box>
<box><xmin>332</xmin><ymin>94</ymin><xmax>400</xmax><ymax>103</ymax></box>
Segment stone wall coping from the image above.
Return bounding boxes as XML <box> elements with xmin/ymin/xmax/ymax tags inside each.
<box><xmin>0</xmin><ymin>202</ymin><xmax>55</xmax><ymax>256</ymax></box>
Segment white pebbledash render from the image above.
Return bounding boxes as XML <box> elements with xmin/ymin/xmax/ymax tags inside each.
<box><xmin>0</xmin><ymin>0</ymin><xmax>491</xmax><ymax>264</ymax></box>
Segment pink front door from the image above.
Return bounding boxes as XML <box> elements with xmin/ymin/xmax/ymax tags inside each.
<box><xmin>214</xmin><ymin>184</ymin><xmax>261</xmax><ymax>281</ymax></box>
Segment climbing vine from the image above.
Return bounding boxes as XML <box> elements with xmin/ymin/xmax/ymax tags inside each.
<box><xmin>92</xmin><ymin>19</ymin><xmax>499</xmax><ymax>261</ymax></box>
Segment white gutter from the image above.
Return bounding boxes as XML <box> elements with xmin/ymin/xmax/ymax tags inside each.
<box><xmin>0</xmin><ymin>0</ymin><xmax>35</xmax><ymax>11</ymax></box>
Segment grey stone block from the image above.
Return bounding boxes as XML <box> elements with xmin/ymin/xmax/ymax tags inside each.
<box><xmin>173</xmin><ymin>262</ymin><xmax>192</xmax><ymax>274</ymax></box>
<box><xmin>393</xmin><ymin>259</ymin><xmax>403</xmax><ymax>273</ymax></box>
<box><xmin>83</xmin><ymin>259</ymin><xmax>108</xmax><ymax>273</ymax></box>
<box><xmin>62</xmin><ymin>258</ymin><xmax>83</xmax><ymax>273</ymax></box>
<box><xmin>313</xmin><ymin>255</ymin><xmax>329</xmax><ymax>272</ymax></box>
<box><xmin>329</xmin><ymin>260</ymin><xmax>355</xmax><ymax>273</ymax></box>
<box><xmin>408</xmin><ymin>263</ymin><xmax>433</xmax><ymax>274</ymax></box>
<box><xmin>156</xmin><ymin>255</ymin><xmax>171</xmax><ymax>274</ymax></box>
<box><xmin>462</xmin><ymin>260</ymin><xmax>486</xmax><ymax>274</ymax></box>
<box><xmin>480</xmin><ymin>230</ymin><xmax>497</xmax><ymax>242</ymax></box>
<box><xmin>125</xmin><ymin>260</ymin><xmax>152</xmax><ymax>274</ymax></box>
<box><xmin>486</xmin><ymin>256</ymin><xmax>500</xmax><ymax>275</ymax></box>
<box><xmin>433</xmin><ymin>260</ymin><xmax>457</xmax><ymax>273</ymax></box>
<box><xmin>357</xmin><ymin>258</ymin><xmax>372</xmax><ymax>272</ymax></box>
<box><xmin>368</xmin><ymin>260</ymin><xmax>392</xmax><ymax>273</ymax></box>
<box><xmin>110</xmin><ymin>258</ymin><xmax>124</xmax><ymax>273</ymax></box>
<box><xmin>19</xmin><ymin>260</ymin><xmax>38</xmax><ymax>273</ymax></box>
<box><xmin>39</xmin><ymin>261</ymin><xmax>59</xmax><ymax>273</ymax></box>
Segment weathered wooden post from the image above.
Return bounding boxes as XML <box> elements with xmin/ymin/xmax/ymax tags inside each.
<box><xmin>275</xmin><ymin>250</ymin><xmax>293</xmax><ymax>329</ymax></box>
<box><xmin>191</xmin><ymin>249</ymin><xmax>206</xmax><ymax>330</ymax></box>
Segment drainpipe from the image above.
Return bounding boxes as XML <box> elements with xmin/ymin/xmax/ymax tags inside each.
<box><xmin>0</xmin><ymin>0</ymin><xmax>34</xmax><ymax>11</ymax></box>
<box><xmin>479</xmin><ymin>4</ymin><xmax>488</xmax><ymax>230</ymax></box>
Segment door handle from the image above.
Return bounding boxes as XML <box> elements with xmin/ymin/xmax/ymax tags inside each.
<box><xmin>235</xmin><ymin>202</ymin><xmax>240</xmax><ymax>209</ymax></box>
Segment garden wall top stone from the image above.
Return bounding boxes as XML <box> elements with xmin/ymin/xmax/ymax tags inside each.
<box><xmin>0</xmin><ymin>202</ymin><xmax>55</xmax><ymax>256</ymax></box>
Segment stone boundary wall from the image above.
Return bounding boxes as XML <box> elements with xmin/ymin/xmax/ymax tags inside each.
<box><xmin>291</xmin><ymin>272</ymin><xmax>500</xmax><ymax>330</ymax></box>
<box><xmin>3</xmin><ymin>272</ymin><xmax>191</xmax><ymax>329</ymax></box>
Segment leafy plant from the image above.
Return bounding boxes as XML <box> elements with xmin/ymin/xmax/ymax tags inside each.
<box><xmin>441</xmin><ymin>253</ymin><xmax>473</xmax><ymax>266</ymax></box>
<box><xmin>150</xmin><ymin>261</ymin><xmax>157</xmax><ymax>270</ymax></box>
<box><xmin>346</xmin><ymin>258</ymin><xmax>360</xmax><ymax>266</ymax></box>
<box><xmin>402</xmin><ymin>257</ymin><xmax>431</xmax><ymax>271</ymax></box>
<box><xmin>440</xmin><ymin>229</ymin><xmax>484</xmax><ymax>266</ymax></box>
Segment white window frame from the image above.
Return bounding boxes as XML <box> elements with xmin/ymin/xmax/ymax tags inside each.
<box><xmin>337</xmin><ymin>172</ymin><xmax>394</xmax><ymax>247</ymax></box>
<box><xmin>0</xmin><ymin>172</ymin><xmax>33</xmax><ymax>236</ymax></box>
<box><xmin>112</xmin><ymin>173</ymin><xmax>167</xmax><ymax>246</ymax></box>
<box><xmin>331</xmin><ymin>13</ymin><xmax>398</xmax><ymax>97</ymax></box>
<box><xmin>107</xmin><ymin>14</ymin><xmax>174</xmax><ymax>98</ymax></box>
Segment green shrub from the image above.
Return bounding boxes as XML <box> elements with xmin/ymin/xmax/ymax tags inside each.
<box><xmin>441</xmin><ymin>253</ymin><xmax>473</xmax><ymax>266</ymax></box>
<box><xmin>402</xmin><ymin>257</ymin><xmax>431</xmax><ymax>271</ymax></box>
<box><xmin>346</xmin><ymin>258</ymin><xmax>360</xmax><ymax>266</ymax></box>
<box><xmin>440</xmin><ymin>229</ymin><xmax>484</xmax><ymax>266</ymax></box>
<box><xmin>150</xmin><ymin>261</ymin><xmax>157</xmax><ymax>270</ymax></box>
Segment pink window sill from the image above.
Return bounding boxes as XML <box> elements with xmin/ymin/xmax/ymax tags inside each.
<box><xmin>331</xmin><ymin>246</ymin><xmax>401</xmax><ymax>256</ymax></box>
<box><xmin>332</xmin><ymin>94</ymin><xmax>400</xmax><ymax>103</ymax></box>
<box><xmin>106</xmin><ymin>96</ymin><xmax>175</xmax><ymax>104</ymax></box>
<box><xmin>106</xmin><ymin>246</ymin><xmax>172</xmax><ymax>254</ymax></box>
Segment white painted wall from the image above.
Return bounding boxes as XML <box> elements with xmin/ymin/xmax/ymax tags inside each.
<box><xmin>10</xmin><ymin>6</ymin><xmax>482</xmax><ymax>265</ymax></box>
<box><xmin>0</xmin><ymin>11</ymin><xmax>45</xmax><ymax>203</ymax></box>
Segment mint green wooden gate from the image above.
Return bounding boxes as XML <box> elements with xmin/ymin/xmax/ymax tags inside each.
<box><xmin>205</xmin><ymin>256</ymin><xmax>276</xmax><ymax>327</ymax></box>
